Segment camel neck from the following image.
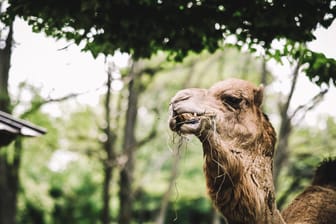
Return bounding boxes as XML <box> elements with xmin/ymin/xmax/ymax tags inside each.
<box><xmin>201</xmin><ymin>138</ymin><xmax>281</xmax><ymax>224</ymax></box>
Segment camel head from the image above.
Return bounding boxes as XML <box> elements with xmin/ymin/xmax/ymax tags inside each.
<box><xmin>168</xmin><ymin>79</ymin><xmax>282</xmax><ymax>224</ymax></box>
<box><xmin>169</xmin><ymin>78</ymin><xmax>275</xmax><ymax>156</ymax></box>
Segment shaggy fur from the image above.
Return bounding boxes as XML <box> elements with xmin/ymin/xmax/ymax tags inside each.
<box><xmin>282</xmin><ymin>159</ymin><xmax>336</xmax><ymax>224</ymax></box>
<box><xmin>169</xmin><ymin>79</ymin><xmax>284</xmax><ymax>223</ymax></box>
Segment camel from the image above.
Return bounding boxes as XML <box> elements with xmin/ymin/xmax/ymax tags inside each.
<box><xmin>282</xmin><ymin>158</ymin><xmax>336</xmax><ymax>224</ymax></box>
<box><xmin>168</xmin><ymin>78</ymin><xmax>336</xmax><ymax>224</ymax></box>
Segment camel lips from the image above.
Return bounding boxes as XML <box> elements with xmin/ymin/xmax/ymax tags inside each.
<box><xmin>175</xmin><ymin>113</ymin><xmax>199</xmax><ymax>124</ymax></box>
<box><xmin>173</xmin><ymin>113</ymin><xmax>200</xmax><ymax>130</ymax></box>
<box><xmin>170</xmin><ymin>112</ymin><xmax>216</xmax><ymax>133</ymax></box>
<box><xmin>176</xmin><ymin>118</ymin><xmax>199</xmax><ymax>125</ymax></box>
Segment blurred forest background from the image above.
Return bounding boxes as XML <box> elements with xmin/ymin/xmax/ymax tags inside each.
<box><xmin>2</xmin><ymin>44</ymin><xmax>336</xmax><ymax>224</ymax></box>
<box><xmin>1</xmin><ymin>1</ymin><xmax>336</xmax><ymax>224</ymax></box>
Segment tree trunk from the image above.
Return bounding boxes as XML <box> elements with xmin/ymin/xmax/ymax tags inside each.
<box><xmin>241</xmin><ymin>54</ymin><xmax>251</xmax><ymax>80</ymax></box>
<box><xmin>273</xmin><ymin>114</ymin><xmax>292</xmax><ymax>189</ymax></box>
<box><xmin>260</xmin><ymin>57</ymin><xmax>268</xmax><ymax>87</ymax></box>
<box><xmin>0</xmin><ymin>23</ymin><xmax>12</xmax><ymax>112</ymax></box>
<box><xmin>118</xmin><ymin>65</ymin><xmax>140</xmax><ymax>224</ymax></box>
<box><xmin>0</xmin><ymin>22</ymin><xmax>18</xmax><ymax>224</ymax></box>
<box><xmin>273</xmin><ymin>63</ymin><xmax>300</xmax><ymax>189</ymax></box>
<box><xmin>101</xmin><ymin>68</ymin><xmax>115</xmax><ymax>224</ymax></box>
<box><xmin>155</xmin><ymin>145</ymin><xmax>180</xmax><ymax>224</ymax></box>
<box><xmin>0</xmin><ymin>156</ymin><xmax>18</xmax><ymax>224</ymax></box>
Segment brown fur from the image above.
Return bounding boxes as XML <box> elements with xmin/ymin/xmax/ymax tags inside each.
<box><xmin>169</xmin><ymin>79</ymin><xmax>284</xmax><ymax>223</ymax></box>
<box><xmin>282</xmin><ymin>159</ymin><xmax>336</xmax><ymax>224</ymax></box>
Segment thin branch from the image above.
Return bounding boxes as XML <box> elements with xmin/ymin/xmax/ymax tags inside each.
<box><xmin>281</xmin><ymin>62</ymin><xmax>300</xmax><ymax>116</ymax></box>
<box><xmin>155</xmin><ymin>137</ymin><xmax>184</xmax><ymax>224</ymax></box>
<box><xmin>21</xmin><ymin>92</ymin><xmax>84</xmax><ymax>118</ymax></box>
<box><xmin>136</xmin><ymin>108</ymin><xmax>159</xmax><ymax>148</ymax></box>
<box><xmin>290</xmin><ymin>88</ymin><xmax>328</xmax><ymax>124</ymax></box>
<box><xmin>57</xmin><ymin>42</ymin><xmax>75</xmax><ymax>51</ymax></box>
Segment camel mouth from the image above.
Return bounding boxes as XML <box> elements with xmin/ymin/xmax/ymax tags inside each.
<box><xmin>169</xmin><ymin>112</ymin><xmax>215</xmax><ymax>134</ymax></box>
<box><xmin>176</xmin><ymin>113</ymin><xmax>201</xmax><ymax>127</ymax></box>
<box><xmin>169</xmin><ymin>112</ymin><xmax>201</xmax><ymax>133</ymax></box>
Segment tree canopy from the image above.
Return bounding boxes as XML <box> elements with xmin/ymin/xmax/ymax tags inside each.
<box><xmin>2</xmin><ymin>0</ymin><xmax>336</xmax><ymax>84</ymax></box>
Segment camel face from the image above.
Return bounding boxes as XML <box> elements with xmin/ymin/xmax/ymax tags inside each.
<box><xmin>169</xmin><ymin>79</ymin><xmax>265</xmax><ymax>149</ymax></box>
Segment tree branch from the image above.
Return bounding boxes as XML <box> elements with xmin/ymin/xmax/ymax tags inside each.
<box><xmin>57</xmin><ymin>42</ymin><xmax>75</xmax><ymax>51</ymax></box>
<box><xmin>136</xmin><ymin>108</ymin><xmax>159</xmax><ymax>148</ymax></box>
<box><xmin>21</xmin><ymin>92</ymin><xmax>85</xmax><ymax>118</ymax></box>
<box><xmin>280</xmin><ymin>62</ymin><xmax>300</xmax><ymax>116</ymax></box>
<box><xmin>290</xmin><ymin>88</ymin><xmax>328</xmax><ymax>124</ymax></box>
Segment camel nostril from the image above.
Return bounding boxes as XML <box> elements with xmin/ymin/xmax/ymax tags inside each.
<box><xmin>176</xmin><ymin>95</ymin><xmax>191</xmax><ymax>102</ymax></box>
<box><xmin>171</xmin><ymin>91</ymin><xmax>192</xmax><ymax>105</ymax></box>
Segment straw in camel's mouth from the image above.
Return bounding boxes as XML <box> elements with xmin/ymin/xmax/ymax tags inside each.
<box><xmin>175</xmin><ymin>113</ymin><xmax>201</xmax><ymax>128</ymax></box>
<box><xmin>170</xmin><ymin>112</ymin><xmax>215</xmax><ymax>134</ymax></box>
<box><xmin>169</xmin><ymin>112</ymin><xmax>201</xmax><ymax>133</ymax></box>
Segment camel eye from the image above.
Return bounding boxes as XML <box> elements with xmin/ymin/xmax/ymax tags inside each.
<box><xmin>222</xmin><ymin>95</ymin><xmax>242</xmax><ymax>109</ymax></box>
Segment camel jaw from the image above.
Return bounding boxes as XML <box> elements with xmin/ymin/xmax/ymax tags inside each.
<box><xmin>169</xmin><ymin>111</ymin><xmax>216</xmax><ymax>135</ymax></box>
<box><xmin>169</xmin><ymin>112</ymin><xmax>201</xmax><ymax>134</ymax></box>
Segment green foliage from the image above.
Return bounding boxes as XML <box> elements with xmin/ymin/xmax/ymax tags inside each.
<box><xmin>2</xmin><ymin>0</ymin><xmax>335</xmax><ymax>61</ymax></box>
<box><xmin>268</xmin><ymin>41</ymin><xmax>336</xmax><ymax>86</ymax></box>
<box><xmin>49</xmin><ymin>161</ymin><xmax>102</xmax><ymax>224</ymax></box>
<box><xmin>132</xmin><ymin>191</ymin><xmax>220</xmax><ymax>224</ymax></box>
<box><xmin>165</xmin><ymin>198</ymin><xmax>214</xmax><ymax>224</ymax></box>
<box><xmin>18</xmin><ymin>157</ymin><xmax>102</xmax><ymax>224</ymax></box>
<box><xmin>60</xmin><ymin>107</ymin><xmax>102</xmax><ymax>157</ymax></box>
<box><xmin>301</xmin><ymin>49</ymin><xmax>336</xmax><ymax>85</ymax></box>
<box><xmin>14</xmin><ymin>105</ymin><xmax>103</xmax><ymax>224</ymax></box>
<box><xmin>2</xmin><ymin>1</ymin><xmax>336</xmax><ymax>85</ymax></box>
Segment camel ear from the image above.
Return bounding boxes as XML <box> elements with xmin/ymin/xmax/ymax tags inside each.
<box><xmin>254</xmin><ymin>85</ymin><xmax>264</xmax><ymax>107</ymax></box>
